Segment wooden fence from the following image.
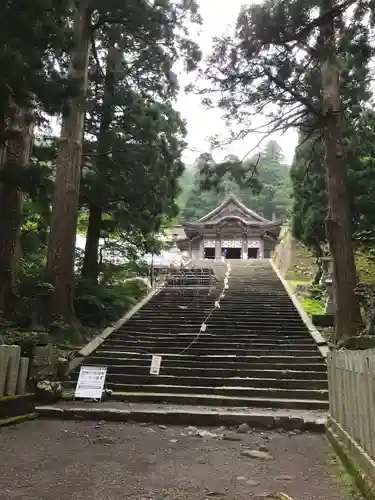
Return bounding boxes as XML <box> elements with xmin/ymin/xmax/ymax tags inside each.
<box><xmin>0</xmin><ymin>345</ymin><xmax>29</xmax><ymax>398</ymax></box>
<box><xmin>327</xmin><ymin>349</ymin><xmax>375</xmax><ymax>461</ymax></box>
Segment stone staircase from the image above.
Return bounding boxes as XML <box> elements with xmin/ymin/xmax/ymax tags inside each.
<box><xmin>67</xmin><ymin>260</ymin><xmax>328</xmax><ymax>410</ymax></box>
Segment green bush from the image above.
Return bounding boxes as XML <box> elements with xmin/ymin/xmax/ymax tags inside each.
<box><xmin>0</xmin><ymin>328</ymin><xmax>47</xmax><ymax>357</ymax></box>
<box><xmin>74</xmin><ymin>277</ymin><xmax>149</xmax><ymax>325</ymax></box>
<box><xmin>309</xmin><ymin>284</ymin><xmax>324</xmax><ymax>301</ymax></box>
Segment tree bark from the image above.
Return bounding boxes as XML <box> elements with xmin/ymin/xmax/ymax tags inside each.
<box><xmin>81</xmin><ymin>202</ymin><xmax>102</xmax><ymax>284</ymax></box>
<box><xmin>46</xmin><ymin>1</ymin><xmax>91</xmax><ymax>324</ymax></box>
<box><xmin>320</xmin><ymin>0</ymin><xmax>362</xmax><ymax>341</ymax></box>
<box><xmin>81</xmin><ymin>43</ymin><xmax>118</xmax><ymax>285</ymax></box>
<box><xmin>0</xmin><ymin>101</ymin><xmax>34</xmax><ymax>314</ymax></box>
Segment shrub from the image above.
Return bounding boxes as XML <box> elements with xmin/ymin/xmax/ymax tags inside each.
<box><xmin>74</xmin><ymin>277</ymin><xmax>149</xmax><ymax>326</ymax></box>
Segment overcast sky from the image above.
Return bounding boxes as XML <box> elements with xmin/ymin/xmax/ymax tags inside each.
<box><xmin>177</xmin><ymin>0</ymin><xmax>298</xmax><ymax>166</ymax></box>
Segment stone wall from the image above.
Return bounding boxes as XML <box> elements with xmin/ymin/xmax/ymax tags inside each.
<box><xmin>272</xmin><ymin>227</ymin><xmax>316</xmax><ymax>280</ymax></box>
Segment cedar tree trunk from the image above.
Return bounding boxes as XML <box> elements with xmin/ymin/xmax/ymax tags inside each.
<box><xmin>81</xmin><ymin>44</ymin><xmax>118</xmax><ymax>284</ymax></box>
<box><xmin>81</xmin><ymin>202</ymin><xmax>102</xmax><ymax>284</ymax></box>
<box><xmin>46</xmin><ymin>1</ymin><xmax>91</xmax><ymax>324</ymax></box>
<box><xmin>0</xmin><ymin>101</ymin><xmax>34</xmax><ymax>314</ymax></box>
<box><xmin>320</xmin><ymin>0</ymin><xmax>362</xmax><ymax>341</ymax></box>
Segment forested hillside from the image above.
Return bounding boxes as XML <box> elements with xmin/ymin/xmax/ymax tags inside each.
<box><xmin>0</xmin><ymin>0</ymin><xmax>201</xmax><ymax>345</ymax></box>
<box><xmin>178</xmin><ymin>140</ymin><xmax>292</xmax><ymax>222</ymax></box>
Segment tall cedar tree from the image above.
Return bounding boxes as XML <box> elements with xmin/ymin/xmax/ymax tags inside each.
<box><xmin>0</xmin><ymin>0</ymin><xmax>70</xmax><ymax>313</ymax></box>
<box><xmin>80</xmin><ymin>24</ymin><xmax>187</xmax><ymax>284</ymax></box>
<box><xmin>47</xmin><ymin>0</ymin><xmax>201</xmax><ymax>321</ymax></box>
<box><xmin>200</xmin><ymin>0</ymin><xmax>373</xmax><ymax>340</ymax></box>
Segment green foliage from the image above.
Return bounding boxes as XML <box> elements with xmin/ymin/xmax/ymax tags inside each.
<box><xmin>300</xmin><ymin>297</ymin><xmax>325</xmax><ymax>316</ymax></box>
<box><xmin>356</xmin><ymin>250</ymin><xmax>375</xmax><ymax>285</ymax></box>
<box><xmin>180</xmin><ymin>140</ymin><xmax>292</xmax><ymax>221</ymax></box>
<box><xmin>198</xmin><ymin>0</ymin><xmax>372</xmax><ymax>140</ymax></box>
<box><xmin>0</xmin><ymin>0</ymin><xmax>71</xmax><ymax>119</ymax></box>
<box><xmin>0</xmin><ymin>0</ymin><xmax>202</xmax><ymax>329</ymax></box>
<box><xmin>0</xmin><ymin>326</ymin><xmax>45</xmax><ymax>358</ymax></box>
<box><xmin>75</xmin><ymin>278</ymin><xmax>149</xmax><ymax>325</ymax></box>
<box><xmin>288</xmin><ymin>279</ymin><xmax>325</xmax><ymax>315</ymax></box>
<box><xmin>290</xmin><ymin>136</ymin><xmax>327</xmax><ymax>255</ymax></box>
<box><xmin>291</xmin><ymin>111</ymin><xmax>375</xmax><ymax>252</ymax></box>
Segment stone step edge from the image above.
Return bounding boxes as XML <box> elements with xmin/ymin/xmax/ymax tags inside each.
<box><xmin>62</xmin><ymin>389</ymin><xmax>328</xmax><ymax>411</ymax></box>
<box><xmin>35</xmin><ymin>405</ymin><xmax>326</xmax><ymax>432</ymax></box>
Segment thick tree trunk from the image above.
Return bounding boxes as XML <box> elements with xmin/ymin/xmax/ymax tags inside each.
<box><xmin>46</xmin><ymin>1</ymin><xmax>91</xmax><ymax>323</ymax></box>
<box><xmin>81</xmin><ymin>202</ymin><xmax>102</xmax><ymax>284</ymax></box>
<box><xmin>0</xmin><ymin>102</ymin><xmax>34</xmax><ymax>314</ymax></box>
<box><xmin>320</xmin><ymin>0</ymin><xmax>362</xmax><ymax>341</ymax></box>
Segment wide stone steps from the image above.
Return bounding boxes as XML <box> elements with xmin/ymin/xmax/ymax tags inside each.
<box><xmin>111</xmin><ymin>333</ymin><xmax>318</xmax><ymax>341</ymax></box>
<box><xmin>66</xmin><ymin>260</ymin><xmax>328</xmax><ymax>411</ymax></box>
<box><xmin>96</xmin><ymin>343</ymin><xmax>319</xmax><ymax>356</ymax></box>
<box><xmin>125</xmin><ymin>317</ymin><xmax>307</xmax><ymax>325</ymax></box>
<box><xmin>68</xmin><ymin>372</ymin><xmax>327</xmax><ymax>389</ymax></box>
<box><xmin>73</xmin><ymin>362</ymin><xmax>327</xmax><ymax>379</ymax></box>
<box><xmin>107</xmin><ymin>334</ymin><xmax>316</xmax><ymax>350</ymax></box>
<box><xmin>117</xmin><ymin>323</ymin><xmax>309</xmax><ymax>332</ymax></box>
<box><xmin>90</xmin><ymin>351</ymin><xmax>325</xmax><ymax>365</ymax></box>
<box><xmin>103</xmin><ymin>336</ymin><xmax>316</xmax><ymax>350</ymax></box>
<box><xmin>71</xmin><ymin>391</ymin><xmax>326</xmax><ymax>410</ymax></box>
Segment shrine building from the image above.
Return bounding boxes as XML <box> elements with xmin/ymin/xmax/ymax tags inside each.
<box><xmin>175</xmin><ymin>195</ymin><xmax>283</xmax><ymax>260</ymax></box>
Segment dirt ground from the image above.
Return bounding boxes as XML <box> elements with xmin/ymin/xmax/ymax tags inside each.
<box><xmin>0</xmin><ymin>420</ymin><xmax>358</xmax><ymax>500</ymax></box>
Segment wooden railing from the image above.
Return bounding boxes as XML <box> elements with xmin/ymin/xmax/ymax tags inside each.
<box><xmin>0</xmin><ymin>345</ymin><xmax>30</xmax><ymax>398</ymax></box>
<box><xmin>327</xmin><ymin>349</ymin><xmax>375</xmax><ymax>461</ymax></box>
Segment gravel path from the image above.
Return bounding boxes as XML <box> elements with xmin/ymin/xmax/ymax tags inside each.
<box><xmin>0</xmin><ymin>420</ymin><xmax>355</xmax><ymax>500</ymax></box>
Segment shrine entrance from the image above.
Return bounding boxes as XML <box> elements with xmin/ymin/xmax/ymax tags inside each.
<box><xmin>248</xmin><ymin>248</ymin><xmax>258</xmax><ymax>259</ymax></box>
<box><xmin>224</xmin><ymin>247</ymin><xmax>241</xmax><ymax>259</ymax></box>
<box><xmin>204</xmin><ymin>247</ymin><xmax>215</xmax><ymax>259</ymax></box>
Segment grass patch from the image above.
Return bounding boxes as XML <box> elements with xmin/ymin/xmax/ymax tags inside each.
<box><xmin>0</xmin><ymin>413</ymin><xmax>37</xmax><ymax>427</ymax></box>
<box><xmin>300</xmin><ymin>297</ymin><xmax>325</xmax><ymax>315</ymax></box>
<box><xmin>287</xmin><ymin>279</ymin><xmax>325</xmax><ymax>315</ymax></box>
<box><xmin>356</xmin><ymin>250</ymin><xmax>375</xmax><ymax>284</ymax></box>
<box><xmin>324</xmin><ymin>440</ymin><xmax>363</xmax><ymax>500</ymax></box>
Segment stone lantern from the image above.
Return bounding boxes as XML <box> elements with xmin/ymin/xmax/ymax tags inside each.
<box><xmin>320</xmin><ymin>256</ymin><xmax>335</xmax><ymax>315</ymax></box>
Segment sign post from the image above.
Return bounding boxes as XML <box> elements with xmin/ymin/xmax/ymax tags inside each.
<box><xmin>150</xmin><ymin>355</ymin><xmax>162</xmax><ymax>375</ymax></box>
<box><xmin>74</xmin><ymin>365</ymin><xmax>107</xmax><ymax>401</ymax></box>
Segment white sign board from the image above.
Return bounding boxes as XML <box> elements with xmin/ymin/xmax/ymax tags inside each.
<box><xmin>74</xmin><ymin>365</ymin><xmax>107</xmax><ymax>400</ymax></box>
<box><xmin>150</xmin><ymin>355</ymin><xmax>162</xmax><ymax>375</ymax></box>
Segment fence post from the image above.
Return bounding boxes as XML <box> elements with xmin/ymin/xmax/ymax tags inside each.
<box><xmin>0</xmin><ymin>345</ymin><xmax>10</xmax><ymax>397</ymax></box>
<box><xmin>5</xmin><ymin>345</ymin><xmax>21</xmax><ymax>396</ymax></box>
<box><xmin>16</xmin><ymin>357</ymin><xmax>29</xmax><ymax>395</ymax></box>
<box><xmin>328</xmin><ymin>349</ymin><xmax>375</xmax><ymax>462</ymax></box>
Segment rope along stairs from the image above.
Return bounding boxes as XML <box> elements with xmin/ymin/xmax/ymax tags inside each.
<box><xmin>66</xmin><ymin>260</ymin><xmax>328</xmax><ymax>410</ymax></box>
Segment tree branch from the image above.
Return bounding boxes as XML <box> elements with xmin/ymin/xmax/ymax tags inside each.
<box><xmin>262</xmin><ymin>67</ymin><xmax>320</xmax><ymax>116</ymax></box>
<box><xmin>270</xmin><ymin>0</ymin><xmax>357</xmax><ymax>43</ymax></box>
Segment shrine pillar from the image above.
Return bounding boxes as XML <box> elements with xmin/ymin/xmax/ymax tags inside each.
<box><xmin>215</xmin><ymin>237</ymin><xmax>221</xmax><ymax>260</ymax></box>
<box><xmin>259</xmin><ymin>237</ymin><xmax>265</xmax><ymax>259</ymax></box>
<box><xmin>242</xmin><ymin>238</ymin><xmax>248</xmax><ymax>259</ymax></box>
<box><xmin>199</xmin><ymin>237</ymin><xmax>204</xmax><ymax>259</ymax></box>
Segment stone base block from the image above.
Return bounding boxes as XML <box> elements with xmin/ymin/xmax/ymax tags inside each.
<box><xmin>0</xmin><ymin>394</ymin><xmax>35</xmax><ymax>419</ymax></box>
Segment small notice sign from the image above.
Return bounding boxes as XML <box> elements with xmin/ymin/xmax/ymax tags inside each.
<box><xmin>150</xmin><ymin>355</ymin><xmax>162</xmax><ymax>375</ymax></box>
<box><xmin>74</xmin><ymin>365</ymin><xmax>107</xmax><ymax>400</ymax></box>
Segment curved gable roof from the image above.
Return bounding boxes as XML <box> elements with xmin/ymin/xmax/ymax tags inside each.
<box><xmin>194</xmin><ymin>194</ymin><xmax>268</xmax><ymax>224</ymax></box>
